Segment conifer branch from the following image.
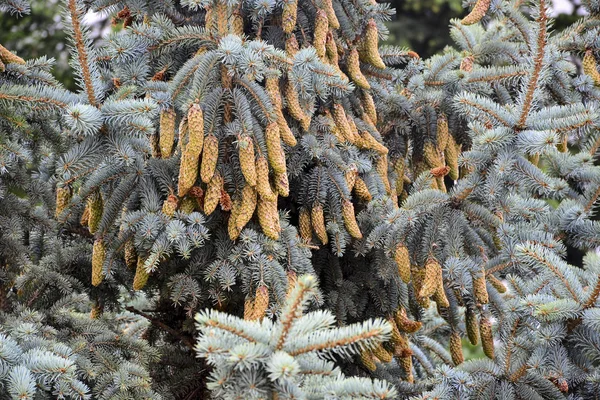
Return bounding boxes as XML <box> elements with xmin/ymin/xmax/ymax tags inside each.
<box><xmin>67</xmin><ymin>0</ymin><xmax>97</xmax><ymax>107</ymax></box>
<box><xmin>516</xmin><ymin>0</ymin><xmax>547</xmax><ymax>129</ymax></box>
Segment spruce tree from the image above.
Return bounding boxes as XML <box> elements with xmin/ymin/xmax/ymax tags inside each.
<box><xmin>1</xmin><ymin>0</ymin><xmax>600</xmax><ymax>398</ymax></box>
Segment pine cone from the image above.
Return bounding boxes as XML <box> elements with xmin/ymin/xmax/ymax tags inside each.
<box><xmin>361</xmin><ymin>91</ymin><xmax>377</xmax><ymax>124</ymax></box>
<box><xmin>583</xmin><ymin>50</ymin><xmax>600</xmax><ymax>86</ymax></box>
<box><xmin>444</xmin><ymin>134</ymin><xmax>460</xmax><ymax>180</ymax></box>
<box><xmin>258</xmin><ymin>197</ymin><xmax>280</xmax><ymax>240</ymax></box>
<box><xmin>201</xmin><ymin>134</ymin><xmax>219</xmax><ymax>183</ymax></box>
<box><xmin>313</xmin><ymin>10</ymin><xmax>328</xmax><ymax>59</ymax></box>
<box><xmin>372</xmin><ymin>344</ymin><xmax>393</xmax><ymax>363</ymax></box>
<box><xmin>461</xmin><ymin>0</ymin><xmax>491</xmax><ymax>25</ymax></box>
<box><xmin>228</xmin><ymin>198</ymin><xmax>242</xmax><ymax>240</ymax></box>
<box><xmin>353</xmin><ymin>177</ymin><xmax>372</xmax><ymax>202</ymax></box>
<box><xmin>322</xmin><ymin>0</ymin><xmax>339</xmax><ymax>29</ymax></box>
<box><xmin>85</xmin><ymin>191</ymin><xmax>102</xmax><ymax>234</ymax></box>
<box><xmin>465</xmin><ymin>307</ymin><xmax>480</xmax><ymax>345</ymax></box>
<box><xmin>92</xmin><ymin>238</ymin><xmax>105</xmax><ymax>287</ymax></box>
<box><xmin>133</xmin><ymin>256</ymin><xmax>149</xmax><ymax>290</ymax></box>
<box><xmin>299</xmin><ymin>208</ymin><xmax>313</xmax><ymax>241</ymax></box>
<box><xmin>55</xmin><ymin>185</ymin><xmax>72</xmax><ymax>219</ymax></box>
<box><xmin>282</xmin><ymin>0</ymin><xmax>298</xmax><ymax>33</ymax></box>
<box><xmin>480</xmin><ymin>316</ymin><xmax>494</xmax><ymax>359</ymax></box>
<box><xmin>284</xmin><ymin>79</ymin><xmax>310</xmax><ymax>130</ymax></box>
<box><xmin>124</xmin><ymin>239</ymin><xmax>137</xmax><ymax>269</ymax></box>
<box><xmin>204</xmin><ymin>172</ymin><xmax>223</xmax><ymax>215</ymax></box>
<box><xmin>376</xmin><ymin>156</ymin><xmax>391</xmax><ymax>195</ymax></box>
<box><xmin>256</xmin><ymin>156</ymin><xmax>277</xmax><ymax>202</ymax></box>
<box><xmin>252</xmin><ymin>285</ymin><xmax>270</xmax><ymax>320</ymax></box>
<box><xmin>341</xmin><ymin>199</ymin><xmax>362</xmax><ymax>239</ymax></box>
<box><xmin>90</xmin><ymin>303</ymin><xmax>103</xmax><ymax>319</ymax></box>
<box><xmin>360</xmin><ymin>19</ymin><xmax>386</xmax><ymax>69</ymax></box>
<box><xmin>394</xmin><ymin>244</ymin><xmax>411</xmax><ymax>283</ymax></box>
<box><xmin>238</xmin><ymin>135</ymin><xmax>257</xmax><ymax>187</ymax></box>
<box><xmin>395</xmin><ymin>308</ymin><xmax>422</xmax><ymax>333</ymax></box>
<box><xmin>331</xmin><ymin>103</ymin><xmax>355</xmax><ymax>144</ymax></box>
<box><xmin>236</xmin><ymin>185</ymin><xmax>257</xmax><ymax>231</ymax></box>
<box><xmin>346</xmin><ymin>48</ymin><xmax>370</xmax><ymax>89</ymax></box>
<box><xmin>0</xmin><ymin>44</ymin><xmax>25</xmax><ymax>65</ymax></box>
<box><xmin>265</xmin><ymin>122</ymin><xmax>286</xmax><ymax>174</ymax></box>
<box><xmin>159</xmin><ymin>108</ymin><xmax>176</xmax><ymax>158</ymax></box>
<box><xmin>436</xmin><ymin>114</ymin><xmax>449</xmax><ymax>151</ymax></box>
<box><xmin>472</xmin><ymin>267</ymin><xmax>489</xmax><ymax>304</ymax></box>
<box><xmin>311</xmin><ymin>203</ymin><xmax>328</xmax><ymax>244</ymax></box>
<box><xmin>359</xmin><ymin>349</ymin><xmax>377</xmax><ymax>371</ymax></box>
<box><xmin>487</xmin><ymin>273</ymin><xmax>507</xmax><ymax>293</ymax></box>
<box><xmin>243</xmin><ymin>297</ymin><xmax>255</xmax><ymax>320</ymax></box>
<box><xmin>162</xmin><ymin>194</ymin><xmax>178</xmax><ymax>217</ymax></box>
<box><xmin>219</xmin><ymin>189</ymin><xmax>232</xmax><ymax>212</ymax></box>
<box><xmin>449</xmin><ymin>331</ymin><xmax>464</xmax><ymax>365</ymax></box>
<box><xmin>344</xmin><ymin>164</ymin><xmax>358</xmax><ymax>191</ymax></box>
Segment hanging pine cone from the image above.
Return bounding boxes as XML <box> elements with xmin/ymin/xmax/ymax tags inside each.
<box><xmin>265</xmin><ymin>122</ymin><xmax>286</xmax><ymax>174</ymax></box>
<box><xmin>238</xmin><ymin>135</ymin><xmax>257</xmax><ymax>187</ymax></box>
<box><xmin>371</xmin><ymin>344</ymin><xmax>393</xmax><ymax>363</ymax></box>
<box><xmin>395</xmin><ymin>308</ymin><xmax>422</xmax><ymax>333</ymax></box>
<box><xmin>124</xmin><ymin>239</ymin><xmax>137</xmax><ymax>269</ymax></box>
<box><xmin>273</xmin><ymin>171</ymin><xmax>289</xmax><ymax>197</ymax></box>
<box><xmin>236</xmin><ymin>185</ymin><xmax>257</xmax><ymax>231</ymax></box>
<box><xmin>346</xmin><ymin>47</ymin><xmax>370</xmax><ymax>89</ymax></box>
<box><xmin>480</xmin><ymin>316</ymin><xmax>494</xmax><ymax>359</ymax></box>
<box><xmin>361</xmin><ymin>91</ymin><xmax>377</xmax><ymax>123</ymax></box>
<box><xmin>161</xmin><ymin>194</ymin><xmax>179</xmax><ymax>217</ymax></box>
<box><xmin>321</xmin><ymin>0</ymin><xmax>339</xmax><ymax>29</ymax></box>
<box><xmin>360</xmin><ymin>19</ymin><xmax>386</xmax><ymax>69</ymax></box>
<box><xmin>436</xmin><ymin>114</ymin><xmax>450</xmax><ymax>151</ymax></box>
<box><xmin>583</xmin><ymin>50</ymin><xmax>600</xmax><ymax>85</ymax></box>
<box><xmin>472</xmin><ymin>267</ymin><xmax>489</xmax><ymax>305</ymax></box>
<box><xmin>252</xmin><ymin>285</ymin><xmax>270</xmax><ymax>320</ymax></box>
<box><xmin>394</xmin><ymin>244</ymin><xmax>411</xmax><ymax>283</ymax></box>
<box><xmin>359</xmin><ymin>349</ymin><xmax>377</xmax><ymax>371</ymax></box>
<box><xmin>0</xmin><ymin>44</ymin><xmax>25</xmax><ymax>65</ymax></box>
<box><xmin>313</xmin><ymin>10</ymin><xmax>328</xmax><ymax>60</ymax></box>
<box><xmin>299</xmin><ymin>207</ymin><xmax>313</xmax><ymax>241</ymax></box>
<box><xmin>311</xmin><ymin>203</ymin><xmax>328</xmax><ymax>244</ymax></box>
<box><xmin>282</xmin><ymin>0</ymin><xmax>298</xmax><ymax>33</ymax></box>
<box><xmin>353</xmin><ymin>177</ymin><xmax>372</xmax><ymax>202</ymax></box>
<box><xmin>444</xmin><ymin>134</ymin><xmax>460</xmax><ymax>180</ymax></box>
<box><xmin>228</xmin><ymin>198</ymin><xmax>242</xmax><ymax>241</ymax></box>
<box><xmin>341</xmin><ymin>199</ymin><xmax>362</xmax><ymax>239</ymax></box>
<box><xmin>284</xmin><ymin>79</ymin><xmax>310</xmax><ymax>131</ymax></box>
<box><xmin>159</xmin><ymin>108</ymin><xmax>176</xmax><ymax>158</ymax></box>
<box><xmin>87</xmin><ymin>191</ymin><xmax>103</xmax><ymax>234</ymax></box>
<box><xmin>55</xmin><ymin>185</ymin><xmax>72</xmax><ymax>219</ymax></box>
<box><xmin>258</xmin><ymin>197</ymin><xmax>280</xmax><ymax>240</ymax></box>
<box><xmin>92</xmin><ymin>238</ymin><xmax>105</xmax><ymax>287</ymax></box>
<box><xmin>465</xmin><ymin>307</ymin><xmax>480</xmax><ymax>345</ymax></box>
<box><xmin>376</xmin><ymin>156</ymin><xmax>391</xmax><ymax>195</ymax></box>
<box><xmin>256</xmin><ymin>156</ymin><xmax>277</xmax><ymax>202</ymax></box>
<box><xmin>204</xmin><ymin>172</ymin><xmax>223</xmax><ymax>215</ymax></box>
<box><xmin>133</xmin><ymin>256</ymin><xmax>149</xmax><ymax>290</ymax></box>
<box><xmin>461</xmin><ymin>0</ymin><xmax>491</xmax><ymax>25</ymax></box>
<box><xmin>449</xmin><ymin>331</ymin><xmax>464</xmax><ymax>365</ymax></box>
<box><xmin>344</xmin><ymin>164</ymin><xmax>358</xmax><ymax>191</ymax></box>
<box><xmin>243</xmin><ymin>296</ymin><xmax>255</xmax><ymax>320</ymax></box>
<box><xmin>200</xmin><ymin>133</ymin><xmax>219</xmax><ymax>183</ymax></box>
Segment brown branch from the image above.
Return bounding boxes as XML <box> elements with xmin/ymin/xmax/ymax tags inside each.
<box><xmin>125</xmin><ymin>306</ymin><xmax>196</xmax><ymax>351</ymax></box>
<box><xmin>516</xmin><ymin>0</ymin><xmax>547</xmax><ymax>129</ymax></box>
<box><xmin>68</xmin><ymin>0</ymin><xmax>97</xmax><ymax>107</ymax></box>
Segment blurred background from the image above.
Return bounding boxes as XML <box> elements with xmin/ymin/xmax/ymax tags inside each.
<box><xmin>0</xmin><ymin>0</ymin><xmax>584</xmax><ymax>89</ymax></box>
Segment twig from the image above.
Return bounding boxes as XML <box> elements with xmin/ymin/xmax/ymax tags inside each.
<box><xmin>125</xmin><ymin>306</ymin><xmax>196</xmax><ymax>351</ymax></box>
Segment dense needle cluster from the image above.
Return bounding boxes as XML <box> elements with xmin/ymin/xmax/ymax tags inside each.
<box><xmin>1</xmin><ymin>0</ymin><xmax>600</xmax><ymax>398</ymax></box>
